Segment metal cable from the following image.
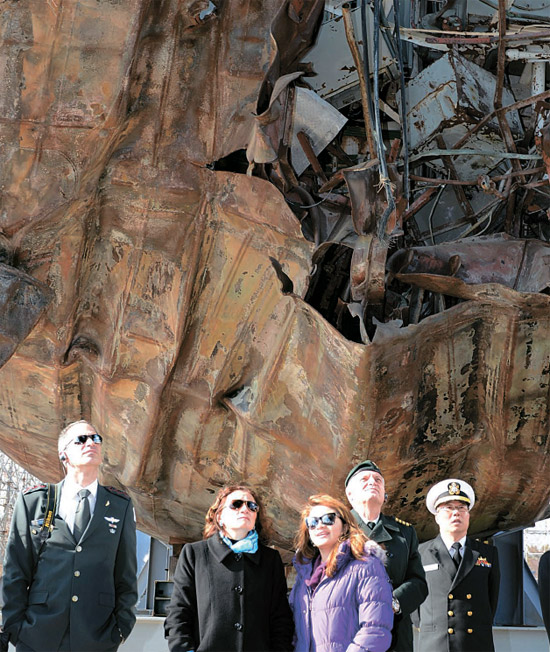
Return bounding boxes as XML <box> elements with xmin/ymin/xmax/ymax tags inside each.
<box><xmin>392</xmin><ymin>0</ymin><xmax>410</xmax><ymax>204</ymax></box>
<box><xmin>369</xmin><ymin>0</ymin><xmax>396</xmax><ymax>239</ymax></box>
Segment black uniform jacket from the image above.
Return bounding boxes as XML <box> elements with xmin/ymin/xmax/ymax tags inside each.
<box><xmin>164</xmin><ymin>534</ymin><xmax>293</xmax><ymax>652</ymax></box>
<box><xmin>417</xmin><ymin>535</ymin><xmax>500</xmax><ymax>652</ymax></box>
<box><xmin>353</xmin><ymin>510</ymin><xmax>428</xmax><ymax>652</ymax></box>
<box><xmin>2</xmin><ymin>482</ymin><xmax>137</xmax><ymax>652</ymax></box>
<box><xmin>538</xmin><ymin>549</ymin><xmax>550</xmax><ymax>642</ymax></box>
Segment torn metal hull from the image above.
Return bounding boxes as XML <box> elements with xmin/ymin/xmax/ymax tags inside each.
<box><xmin>0</xmin><ymin>0</ymin><xmax>549</xmax><ymax>550</ymax></box>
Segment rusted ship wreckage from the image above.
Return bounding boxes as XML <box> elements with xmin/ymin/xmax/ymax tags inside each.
<box><xmin>0</xmin><ymin>0</ymin><xmax>549</xmax><ymax>550</ymax></box>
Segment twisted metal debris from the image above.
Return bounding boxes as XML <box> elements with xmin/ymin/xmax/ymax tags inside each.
<box><xmin>0</xmin><ymin>0</ymin><xmax>548</xmax><ymax>548</ymax></box>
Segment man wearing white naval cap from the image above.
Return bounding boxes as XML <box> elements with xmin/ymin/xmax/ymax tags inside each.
<box><xmin>416</xmin><ymin>478</ymin><xmax>500</xmax><ymax>652</ymax></box>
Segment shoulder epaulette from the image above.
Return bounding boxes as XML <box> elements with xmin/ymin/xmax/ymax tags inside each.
<box><xmin>23</xmin><ymin>483</ymin><xmax>47</xmax><ymax>494</ymax></box>
<box><xmin>105</xmin><ymin>486</ymin><xmax>130</xmax><ymax>500</ymax></box>
<box><xmin>394</xmin><ymin>516</ymin><xmax>413</xmax><ymax>527</ymax></box>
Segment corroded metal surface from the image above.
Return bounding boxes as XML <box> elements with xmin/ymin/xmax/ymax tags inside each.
<box><xmin>0</xmin><ymin>0</ymin><xmax>549</xmax><ymax>550</ymax></box>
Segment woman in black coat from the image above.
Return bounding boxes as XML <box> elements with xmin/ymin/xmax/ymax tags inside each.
<box><xmin>164</xmin><ymin>485</ymin><xmax>294</xmax><ymax>652</ymax></box>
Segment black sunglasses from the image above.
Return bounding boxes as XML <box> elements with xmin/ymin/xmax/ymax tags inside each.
<box><xmin>305</xmin><ymin>512</ymin><xmax>341</xmax><ymax>530</ymax></box>
<box><xmin>227</xmin><ymin>499</ymin><xmax>259</xmax><ymax>513</ymax></box>
<box><xmin>72</xmin><ymin>434</ymin><xmax>103</xmax><ymax>445</ymax></box>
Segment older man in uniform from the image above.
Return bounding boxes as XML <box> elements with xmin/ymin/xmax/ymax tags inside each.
<box><xmin>1</xmin><ymin>420</ymin><xmax>137</xmax><ymax>652</ymax></box>
<box><xmin>417</xmin><ymin>478</ymin><xmax>500</xmax><ymax>652</ymax></box>
<box><xmin>345</xmin><ymin>460</ymin><xmax>428</xmax><ymax>651</ymax></box>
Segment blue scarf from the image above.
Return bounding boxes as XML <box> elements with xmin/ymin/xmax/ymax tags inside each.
<box><xmin>220</xmin><ymin>529</ymin><xmax>258</xmax><ymax>554</ymax></box>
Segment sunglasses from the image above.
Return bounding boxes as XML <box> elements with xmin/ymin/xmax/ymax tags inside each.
<box><xmin>226</xmin><ymin>499</ymin><xmax>259</xmax><ymax>513</ymax></box>
<box><xmin>305</xmin><ymin>512</ymin><xmax>341</xmax><ymax>530</ymax></box>
<box><xmin>71</xmin><ymin>434</ymin><xmax>103</xmax><ymax>446</ymax></box>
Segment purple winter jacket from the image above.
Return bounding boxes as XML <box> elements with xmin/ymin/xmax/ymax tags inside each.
<box><xmin>289</xmin><ymin>540</ymin><xmax>394</xmax><ymax>652</ymax></box>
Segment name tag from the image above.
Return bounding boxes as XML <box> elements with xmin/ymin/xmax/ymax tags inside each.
<box><xmin>423</xmin><ymin>563</ymin><xmax>439</xmax><ymax>572</ymax></box>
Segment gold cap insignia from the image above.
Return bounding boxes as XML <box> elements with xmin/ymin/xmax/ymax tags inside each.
<box><xmin>448</xmin><ymin>482</ymin><xmax>460</xmax><ymax>495</ymax></box>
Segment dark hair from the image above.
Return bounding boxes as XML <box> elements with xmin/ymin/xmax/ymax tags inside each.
<box><xmin>203</xmin><ymin>485</ymin><xmax>270</xmax><ymax>544</ymax></box>
<box><xmin>294</xmin><ymin>494</ymin><xmax>367</xmax><ymax>577</ymax></box>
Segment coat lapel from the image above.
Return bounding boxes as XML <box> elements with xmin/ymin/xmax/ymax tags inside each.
<box><xmin>452</xmin><ymin>537</ymin><xmax>479</xmax><ymax>588</ymax></box>
<box><xmin>81</xmin><ymin>484</ymin><xmax>111</xmax><ymax>542</ymax></box>
<box><xmin>369</xmin><ymin>513</ymin><xmax>397</xmax><ymax>545</ymax></box>
<box><xmin>432</xmin><ymin>535</ymin><xmax>457</xmax><ymax>580</ymax></box>
<box><xmin>53</xmin><ymin>480</ymin><xmax>77</xmax><ymax>545</ymax></box>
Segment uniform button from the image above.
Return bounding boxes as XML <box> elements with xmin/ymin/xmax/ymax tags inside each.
<box><xmin>448</xmin><ymin>628</ymin><xmax>454</xmax><ymax>634</ymax></box>
<box><xmin>76</xmin><ymin>545</ymin><xmax>82</xmax><ymax>552</ymax></box>
<box><xmin>234</xmin><ymin>585</ymin><xmax>243</xmax><ymax>594</ymax></box>
<box><xmin>448</xmin><ymin>610</ymin><xmax>454</xmax><ymax>616</ymax></box>
<box><xmin>448</xmin><ymin>593</ymin><xmax>453</xmax><ymax>599</ymax></box>
<box><xmin>74</xmin><ymin>571</ymin><xmax>80</xmax><ymax>577</ymax></box>
<box><xmin>468</xmin><ymin>629</ymin><xmax>473</xmax><ymax>634</ymax></box>
<box><xmin>235</xmin><ymin>553</ymin><xmax>242</xmax><ymax>561</ymax></box>
<box><xmin>72</xmin><ymin>595</ymin><xmax>78</xmax><ymax>602</ymax></box>
<box><xmin>466</xmin><ymin>594</ymin><xmax>472</xmax><ymax>599</ymax></box>
<box><xmin>467</xmin><ymin>611</ymin><xmax>473</xmax><ymax>616</ymax></box>
<box><xmin>234</xmin><ymin>623</ymin><xmax>243</xmax><ymax>631</ymax></box>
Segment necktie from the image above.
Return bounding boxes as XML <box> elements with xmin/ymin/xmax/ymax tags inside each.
<box><xmin>451</xmin><ymin>541</ymin><xmax>462</xmax><ymax>571</ymax></box>
<box><xmin>73</xmin><ymin>489</ymin><xmax>91</xmax><ymax>541</ymax></box>
<box><xmin>366</xmin><ymin>521</ymin><xmax>376</xmax><ymax>532</ymax></box>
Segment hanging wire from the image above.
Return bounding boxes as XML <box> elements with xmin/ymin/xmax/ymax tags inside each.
<box><xmin>285</xmin><ymin>196</ymin><xmax>329</xmax><ymax>209</ymax></box>
<box><xmin>427</xmin><ymin>172</ymin><xmax>448</xmax><ymax>245</ymax></box>
<box><xmin>366</xmin><ymin>0</ymin><xmax>396</xmax><ymax>240</ymax></box>
<box><xmin>360</xmin><ymin>0</ymin><xmax>376</xmax><ymax>148</ymax></box>
<box><xmin>391</xmin><ymin>0</ymin><xmax>410</xmax><ymax>204</ymax></box>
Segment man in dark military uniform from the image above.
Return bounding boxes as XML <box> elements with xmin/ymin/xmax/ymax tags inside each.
<box><xmin>417</xmin><ymin>478</ymin><xmax>500</xmax><ymax>652</ymax></box>
<box><xmin>345</xmin><ymin>460</ymin><xmax>428</xmax><ymax>652</ymax></box>
<box><xmin>1</xmin><ymin>420</ymin><xmax>138</xmax><ymax>652</ymax></box>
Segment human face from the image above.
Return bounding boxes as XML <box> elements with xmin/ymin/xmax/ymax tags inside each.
<box><xmin>435</xmin><ymin>500</ymin><xmax>470</xmax><ymax>540</ymax></box>
<box><xmin>219</xmin><ymin>490</ymin><xmax>258</xmax><ymax>541</ymax></box>
<box><xmin>346</xmin><ymin>470</ymin><xmax>385</xmax><ymax>515</ymax></box>
<box><xmin>62</xmin><ymin>422</ymin><xmax>103</xmax><ymax>470</ymax></box>
<box><xmin>307</xmin><ymin>504</ymin><xmax>344</xmax><ymax>561</ymax></box>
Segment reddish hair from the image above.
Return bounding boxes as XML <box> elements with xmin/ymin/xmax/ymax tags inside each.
<box><xmin>203</xmin><ymin>485</ymin><xmax>270</xmax><ymax>544</ymax></box>
<box><xmin>294</xmin><ymin>494</ymin><xmax>367</xmax><ymax>577</ymax></box>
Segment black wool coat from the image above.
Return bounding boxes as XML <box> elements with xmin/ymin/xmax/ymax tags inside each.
<box><xmin>417</xmin><ymin>535</ymin><xmax>500</xmax><ymax>652</ymax></box>
<box><xmin>164</xmin><ymin>534</ymin><xmax>294</xmax><ymax>652</ymax></box>
<box><xmin>354</xmin><ymin>511</ymin><xmax>428</xmax><ymax>652</ymax></box>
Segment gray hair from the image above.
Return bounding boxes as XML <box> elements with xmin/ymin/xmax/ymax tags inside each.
<box><xmin>57</xmin><ymin>420</ymin><xmax>100</xmax><ymax>453</ymax></box>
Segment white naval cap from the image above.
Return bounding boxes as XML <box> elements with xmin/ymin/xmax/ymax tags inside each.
<box><xmin>426</xmin><ymin>478</ymin><xmax>476</xmax><ymax>515</ymax></box>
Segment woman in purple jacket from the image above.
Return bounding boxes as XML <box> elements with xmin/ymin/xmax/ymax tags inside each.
<box><xmin>289</xmin><ymin>494</ymin><xmax>393</xmax><ymax>652</ymax></box>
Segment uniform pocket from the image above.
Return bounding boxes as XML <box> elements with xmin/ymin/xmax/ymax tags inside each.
<box><xmin>28</xmin><ymin>591</ymin><xmax>48</xmax><ymax>605</ymax></box>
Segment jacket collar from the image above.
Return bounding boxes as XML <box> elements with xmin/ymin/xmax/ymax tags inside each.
<box><xmin>54</xmin><ymin>482</ymin><xmax>122</xmax><ymax>544</ymax></box>
<box><xmin>292</xmin><ymin>540</ymin><xmax>355</xmax><ymax>579</ymax></box>
<box><xmin>206</xmin><ymin>532</ymin><xmax>261</xmax><ymax>565</ymax></box>
<box><xmin>353</xmin><ymin>510</ymin><xmax>399</xmax><ymax>544</ymax></box>
<box><xmin>428</xmin><ymin>535</ymin><xmax>479</xmax><ymax>588</ymax></box>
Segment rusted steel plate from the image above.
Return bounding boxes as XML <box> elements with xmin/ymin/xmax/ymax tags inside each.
<box><xmin>388</xmin><ymin>235</ymin><xmax>550</xmax><ymax>294</ymax></box>
<box><xmin>0</xmin><ymin>0</ymin><xmax>549</xmax><ymax>552</ymax></box>
<box><xmin>0</xmin><ymin>264</ymin><xmax>52</xmax><ymax>367</ymax></box>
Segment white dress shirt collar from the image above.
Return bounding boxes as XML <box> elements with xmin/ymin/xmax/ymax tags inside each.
<box><xmin>58</xmin><ymin>478</ymin><xmax>99</xmax><ymax>532</ymax></box>
<box><xmin>441</xmin><ymin>534</ymin><xmax>467</xmax><ymax>554</ymax></box>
